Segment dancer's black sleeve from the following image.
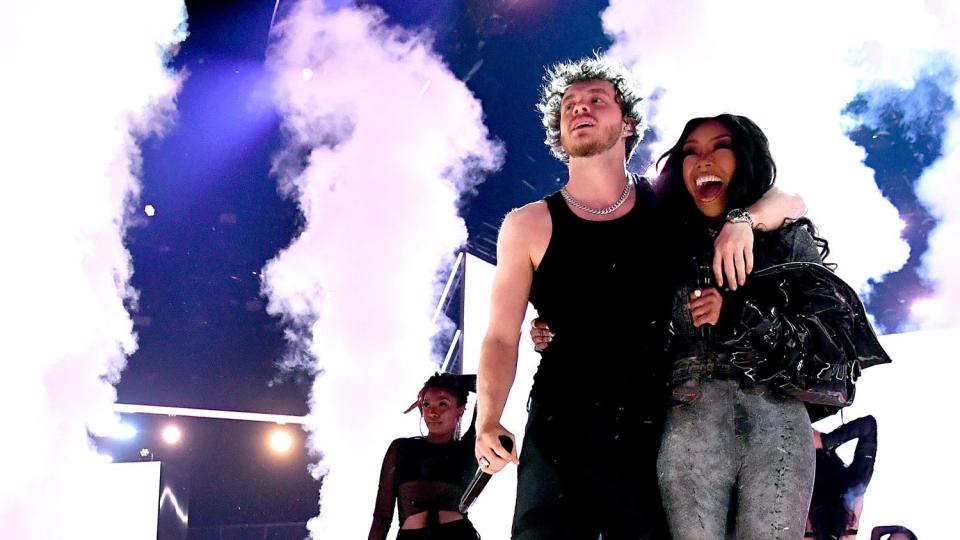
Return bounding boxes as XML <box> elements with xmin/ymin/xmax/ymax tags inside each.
<box><xmin>368</xmin><ymin>439</ymin><xmax>400</xmax><ymax>540</ymax></box>
<box><xmin>822</xmin><ymin>415</ymin><xmax>878</xmax><ymax>487</ymax></box>
<box><xmin>870</xmin><ymin>525</ymin><xmax>914</xmax><ymax>540</ymax></box>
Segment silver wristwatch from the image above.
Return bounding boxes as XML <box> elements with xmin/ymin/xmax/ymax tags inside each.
<box><xmin>725</xmin><ymin>208</ymin><xmax>755</xmax><ymax>229</ymax></box>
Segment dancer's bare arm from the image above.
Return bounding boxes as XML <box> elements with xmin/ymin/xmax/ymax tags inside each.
<box><xmin>475</xmin><ymin>207</ymin><xmax>542</xmax><ymax>474</ymax></box>
<box><xmin>714</xmin><ymin>187</ymin><xmax>806</xmax><ymax>289</ymax></box>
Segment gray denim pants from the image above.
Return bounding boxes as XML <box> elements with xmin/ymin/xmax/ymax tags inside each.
<box><xmin>657</xmin><ymin>378</ymin><xmax>814</xmax><ymax>540</ymax></box>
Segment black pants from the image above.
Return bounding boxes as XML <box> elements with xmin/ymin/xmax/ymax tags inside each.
<box><xmin>396</xmin><ymin>518</ymin><xmax>480</xmax><ymax>540</ymax></box>
<box><xmin>511</xmin><ymin>400</ymin><xmax>669</xmax><ymax>540</ymax></box>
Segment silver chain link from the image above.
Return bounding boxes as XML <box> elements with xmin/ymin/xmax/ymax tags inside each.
<box><xmin>560</xmin><ymin>178</ymin><xmax>633</xmax><ymax>216</ymax></box>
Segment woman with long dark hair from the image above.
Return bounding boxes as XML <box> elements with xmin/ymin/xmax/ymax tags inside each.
<box><xmin>651</xmin><ymin>114</ymin><xmax>822</xmax><ymax>539</ymax></box>
<box><xmin>368</xmin><ymin>373</ymin><xmax>480</xmax><ymax>540</ymax></box>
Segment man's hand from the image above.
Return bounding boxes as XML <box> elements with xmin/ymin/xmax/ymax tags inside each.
<box><xmin>530</xmin><ymin>318</ymin><xmax>554</xmax><ymax>352</ymax></box>
<box><xmin>688</xmin><ymin>287</ymin><xmax>722</xmax><ymax>327</ymax></box>
<box><xmin>713</xmin><ymin>221</ymin><xmax>754</xmax><ymax>290</ymax></box>
<box><xmin>715</xmin><ymin>186</ymin><xmax>805</xmax><ymax>289</ymax></box>
<box><xmin>475</xmin><ymin>423</ymin><xmax>519</xmax><ymax>474</ymax></box>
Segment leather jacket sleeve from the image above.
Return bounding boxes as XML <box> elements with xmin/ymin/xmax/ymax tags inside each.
<box><xmin>719</xmin><ymin>261</ymin><xmax>891</xmax><ymax>420</ymax></box>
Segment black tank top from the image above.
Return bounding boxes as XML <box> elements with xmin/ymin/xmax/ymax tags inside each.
<box><xmin>528</xmin><ymin>175</ymin><xmax>668</xmax><ymax>407</ymax></box>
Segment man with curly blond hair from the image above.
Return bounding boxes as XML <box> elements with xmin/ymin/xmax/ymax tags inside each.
<box><xmin>537</xmin><ymin>55</ymin><xmax>646</xmax><ymax>164</ymax></box>
<box><xmin>473</xmin><ymin>54</ymin><xmax>804</xmax><ymax>539</ymax></box>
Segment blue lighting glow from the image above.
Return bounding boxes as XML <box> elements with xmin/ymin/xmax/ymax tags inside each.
<box><xmin>112</xmin><ymin>423</ymin><xmax>137</xmax><ymax>440</ymax></box>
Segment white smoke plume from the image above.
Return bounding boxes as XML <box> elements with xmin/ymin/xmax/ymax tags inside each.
<box><xmin>262</xmin><ymin>1</ymin><xmax>502</xmax><ymax>537</ymax></box>
<box><xmin>0</xmin><ymin>1</ymin><xmax>187</xmax><ymax>539</ymax></box>
<box><xmin>826</xmin><ymin>0</ymin><xmax>960</xmax><ymax>328</ymax></box>
<box><xmin>916</xmin><ymin>90</ymin><xmax>960</xmax><ymax>328</ymax></box>
<box><xmin>910</xmin><ymin>1</ymin><xmax>960</xmax><ymax>329</ymax></box>
<box><xmin>601</xmin><ymin>0</ymin><xmax>940</xmax><ymax>295</ymax></box>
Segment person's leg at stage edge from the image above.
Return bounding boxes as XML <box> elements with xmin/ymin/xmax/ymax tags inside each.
<box><xmin>512</xmin><ymin>401</ymin><xmax>668</xmax><ymax>540</ymax></box>
<box><xmin>594</xmin><ymin>395</ymin><xmax>668</xmax><ymax>540</ymax></box>
<box><xmin>596</xmin><ymin>425</ymin><xmax>668</xmax><ymax>540</ymax></box>
<box><xmin>511</xmin><ymin>402</ymin><xmax>599</xmax><ymax>540</ymax></box>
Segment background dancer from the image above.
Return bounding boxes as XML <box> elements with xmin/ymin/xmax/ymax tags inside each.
<box><xmin>807</xmin><ymin>415</ymin><xmax>879</xmax><ymax>540</ymax></box>
<box><xmin>369</xmin><ymin>374</ymin><xmax>480</xmax><ymax>540</ymax></box>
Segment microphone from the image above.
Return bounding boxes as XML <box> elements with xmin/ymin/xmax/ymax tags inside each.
<box><xmin>696</xmin><ymin>258</ymin><xmax>715</xmax><ymax>344</ymax></box>
<box><xmin>459</xmin><ymin>435</ymin><xmax>514</xmax><ymax>514</ymax></box>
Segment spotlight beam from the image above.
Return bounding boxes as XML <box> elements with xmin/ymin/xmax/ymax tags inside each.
<box><xmin>113</xmin><ymin>403</ymin><xmax>307</xmax><ymax>424</ymax></box>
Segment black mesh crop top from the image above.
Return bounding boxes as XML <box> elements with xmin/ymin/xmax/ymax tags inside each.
<box><xmin>368</xmin><ymin>423</ymin><xmax>476</xmax><ymax>539</ymax></box>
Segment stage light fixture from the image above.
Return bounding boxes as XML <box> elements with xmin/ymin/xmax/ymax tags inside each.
<box><xmin>161</xmin><ymin>424</ymin><xmax>182</xmax><ymax>445</ymax></box>
<box><xmin>144</xmin><ymin>204</ymin><xmax>156</xmax><ymax>217</ymax></box>
<box><xmin>268</xmin><ymin>427</ymin><xmax>293</xmax><ymax>454</ymax></box>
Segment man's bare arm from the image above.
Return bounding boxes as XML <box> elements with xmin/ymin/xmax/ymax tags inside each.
<box><xmin>713</xmin><ymin>187</ymin><xmax>806</xmax><ymax>289</ymax></box>
<box><xmin>475</xmin><ymin>208</ymin><xmax>538</xmax><ymax>474</ymax></box>
<box><xmin>748</xmin><ymin>186</ymin><xmax>806</xmax><ymax>232</ymax></box>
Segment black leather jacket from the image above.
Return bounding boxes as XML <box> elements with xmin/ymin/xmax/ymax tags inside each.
<box><xmin>667</xmin><ymin>223</ymin><xmax>821</xmax><ymax>378</ymax></box>
<box><xmin>719</xmin><ymin>261</ymin><xmax>891</xmax><ymax>420</ymax></box>
<box><xmin>665</xmin><ymin>223</ymin><xmax>891</xmax><ymax>421</ymax></box>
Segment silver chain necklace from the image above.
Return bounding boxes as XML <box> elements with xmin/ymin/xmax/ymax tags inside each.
<box><xmin>560</xmin><ymin>178</ymin><xmax>633</xmax><ymax>216</ymax></box>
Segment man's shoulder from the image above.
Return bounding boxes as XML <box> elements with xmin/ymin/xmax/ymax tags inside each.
<box><xmin>500</xmin><ymin>200</ymin><xmax>551</xmax><ymax>239</ymax></box>
<box><xmin>497</xmin><ymin>200</ymin><xmax>551</xmax><ymax>259</ymax></box>
<box><xmin>506</xmin><ymin>199</ymin><xmax>549</xmax><ymax>225</ymax></box>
